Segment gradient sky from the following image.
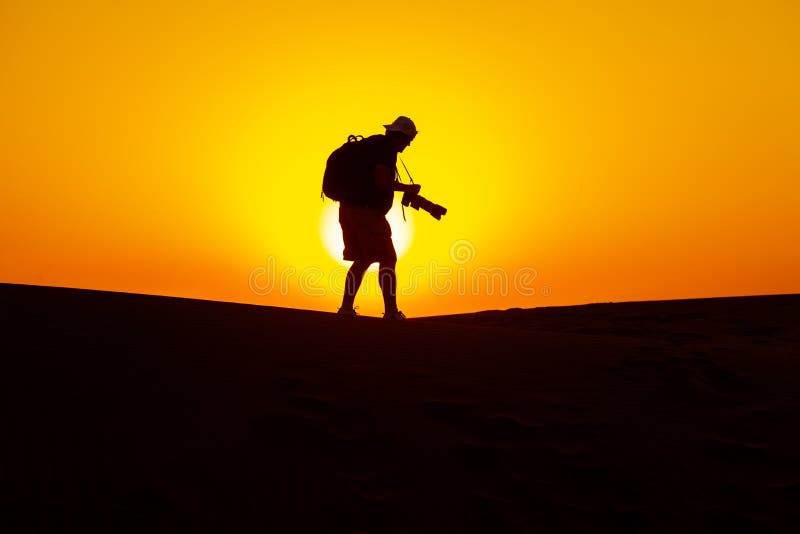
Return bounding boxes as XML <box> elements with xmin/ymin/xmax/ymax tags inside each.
<box><xmin>2</xmin><ymin>1</ymin><xmax>798</xmax><ymax>317</ymax></box>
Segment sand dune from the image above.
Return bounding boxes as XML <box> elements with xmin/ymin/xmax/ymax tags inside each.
<box><xmin>2</xmin><ymin>283</ymin><xmax>799</xmax><ymax>532</ymax></box>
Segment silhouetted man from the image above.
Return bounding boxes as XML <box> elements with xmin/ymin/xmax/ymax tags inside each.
<box><xmin>337</xmin><ymin>116</ymin><xmax>421</xmax><ymax>320</ymax></box>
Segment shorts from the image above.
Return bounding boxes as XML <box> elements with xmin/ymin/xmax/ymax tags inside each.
<box><xmin>339</xmin><ymin>203</ymin><xmax>397</xmax><ymax>264</ymax></box>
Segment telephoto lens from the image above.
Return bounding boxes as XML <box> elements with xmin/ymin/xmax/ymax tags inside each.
<box><xmin>401</xmin><ymin>191</ymin><xmax>447</xmax><ymax>220</ymax></box>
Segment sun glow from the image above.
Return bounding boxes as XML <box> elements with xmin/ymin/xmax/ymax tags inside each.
<box><xmin>319</xmin><ymin>201</ymin><xmax>414</xmax><ymax>269</ymax></box>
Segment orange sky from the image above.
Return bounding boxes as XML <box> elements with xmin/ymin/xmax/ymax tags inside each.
<box><xmin>2</xmin><ymin>1</ymin><xmax>798</xmax><ymax>317</ymax></box>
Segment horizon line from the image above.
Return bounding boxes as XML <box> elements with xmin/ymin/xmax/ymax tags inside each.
<box><xmin>2</xmin><ymin>281</ymin><xmax>798</xmax><ymax>319</ymax></box>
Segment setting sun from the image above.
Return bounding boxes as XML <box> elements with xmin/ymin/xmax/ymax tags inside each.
<box><xmin>319</xmin><ymin>201</ymin><xmax>414</xmax><ymax>269</ymax></box>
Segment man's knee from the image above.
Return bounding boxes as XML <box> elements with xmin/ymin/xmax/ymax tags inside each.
<box><xmin>380</xmin><ymin>250</ymin><xmax>397</xmax><ymax>268</ymax></box>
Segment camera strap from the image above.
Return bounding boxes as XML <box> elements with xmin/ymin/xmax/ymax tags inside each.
<box><xmin>397</xmin><ymin>156</ymin><xmax>415</xmax><ymax>222</ymax></box>
<box><xmin>395</xmin><ymin>167</ymin><xmax>407</xmax><ymax>221</ymax></box>
<box><xmin>398</xmin><ymin>156</ymin><xmax>414</xmax><ymax>184</ymax></box>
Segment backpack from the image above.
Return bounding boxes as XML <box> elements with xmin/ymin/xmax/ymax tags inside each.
<box><xmin>321</xmin><ymin>135</ymin><xmax>375</xmax><ymax>204</ymax></box>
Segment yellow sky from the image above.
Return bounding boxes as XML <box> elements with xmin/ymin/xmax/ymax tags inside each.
<box><xmin>2</xmin><ymin>1</ymin><xmax>798</xmax><ymax>316</ymax></box>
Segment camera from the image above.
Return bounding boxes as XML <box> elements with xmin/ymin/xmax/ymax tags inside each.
<box><xmin>401</xmin><ymin>190</ymin><xmax>447</xmax><ymax>220</ymax></box>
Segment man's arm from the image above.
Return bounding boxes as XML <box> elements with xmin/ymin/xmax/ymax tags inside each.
<box><xmin>375</xmin><ymin>164</ymin><xmax>420</xmax><ymax>194</ymax></box>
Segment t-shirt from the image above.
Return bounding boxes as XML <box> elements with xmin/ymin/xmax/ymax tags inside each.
<box><xmin>360</xmin><ymin>134</ymin><xmax>398</xmax><ymax>215</ymax></box>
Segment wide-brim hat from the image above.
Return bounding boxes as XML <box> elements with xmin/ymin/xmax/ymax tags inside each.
<box><xmin>383</xmin><ymin>116</ymin><xmax>418</xmax><ymax>138</ymax></box>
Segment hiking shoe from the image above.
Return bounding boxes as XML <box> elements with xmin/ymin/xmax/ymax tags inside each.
<box><xmin>383</xmin><ymin>310</ymin><xmax>407</xmax><ymax>320</ymax></box>
<box><xmin>337</xmin><ymin>306</ymin><xmax>359</xmax><ymax>316</ymax></box>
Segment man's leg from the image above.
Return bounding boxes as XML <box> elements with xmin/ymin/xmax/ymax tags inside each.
<box><xmin>378</xmin><ymin>260</ymin><xmax>398</xmax><ymax>314</ymax></box>
<box><xmin>341</xmin><ymin>259</ymin><xmax>371</xmax><ymax>310</ymax></box>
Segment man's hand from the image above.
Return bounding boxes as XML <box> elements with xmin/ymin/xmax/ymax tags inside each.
<box><xmin>376</xmin><ymin>164</ymin><xmax>422</xmax><ymax>194</ymax></box>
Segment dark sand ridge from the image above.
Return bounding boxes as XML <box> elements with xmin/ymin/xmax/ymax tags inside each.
<box><xmin>2</xmin><ymin>283</ymin><xmax>799</xmax><ymax>532</ymax></box>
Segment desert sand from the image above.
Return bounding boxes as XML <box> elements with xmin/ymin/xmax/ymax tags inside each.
<box><xmin>2</xmin><ymin>283</ymin><xmax>799</xmax><ymax>532</ymax></box>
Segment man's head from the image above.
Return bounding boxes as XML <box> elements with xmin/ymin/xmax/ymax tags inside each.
<box><xmin>384</xmin><ymin>116</ymin><xmax>417</xmax><ymax>153</ymax></box>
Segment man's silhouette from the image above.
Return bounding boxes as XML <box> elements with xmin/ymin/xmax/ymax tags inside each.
<box><xmin>337</xmin><ymin>116</ymin><xmax>421</xmax><ymax>320</ymax></box>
